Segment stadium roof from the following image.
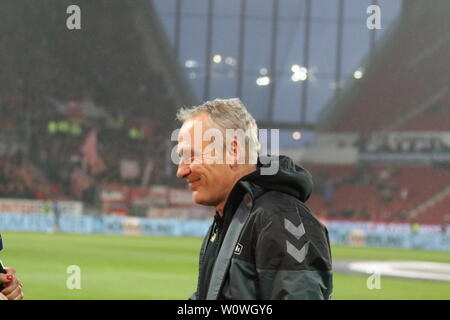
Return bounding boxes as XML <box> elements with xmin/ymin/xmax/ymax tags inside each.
<box><xmin>317</xmin><ymin>0</ymin><xmax>450</xmax><ymax>134</ymax></box>
<box><xmin>153</xmin><ymin>0</ymin><xmax>403</xmax><ymax>146</ymax></box>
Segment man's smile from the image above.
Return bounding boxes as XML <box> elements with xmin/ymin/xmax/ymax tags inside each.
<box><xmin>188</xmin><ymin>178</ymin><xmax>201</xmax><ymax>190</ymax></box>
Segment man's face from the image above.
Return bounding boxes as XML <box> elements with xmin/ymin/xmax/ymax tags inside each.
<box><xmin>176</xmin><ymin>113</ymin><xmax>235</xmax><ymax>207</ymax></box>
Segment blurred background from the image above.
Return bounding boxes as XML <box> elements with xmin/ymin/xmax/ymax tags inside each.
<box><xmin>0</xmin><ymin>0</ymin><xmax>449</xmax><ymax>299</ymax></box>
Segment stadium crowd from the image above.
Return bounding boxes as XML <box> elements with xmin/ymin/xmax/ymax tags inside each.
<box><xmin>0</xmin><ymin>2</ymin><xmax>179</xmax><ymax>202</ymax></box>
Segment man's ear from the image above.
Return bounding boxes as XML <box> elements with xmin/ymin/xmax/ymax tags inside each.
<box><xmin>228</xmin><ymin>138</ymin><xmax>240</xmax><ymax>168</ymax></box>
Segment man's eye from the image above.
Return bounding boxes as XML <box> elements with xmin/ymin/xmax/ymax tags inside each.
<box><xmin>180</xmin><ymin>154</ymin><xmax>192</xmax><ymax>163</ymax></box>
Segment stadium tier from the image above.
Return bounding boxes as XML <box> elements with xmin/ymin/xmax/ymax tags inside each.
<box><xmin>2</xmin><ymin>0</ymin><xmax>450</xmax><ymax>227</ymax></box>
<box><xmin>308</xmin><ymin>1</ymin><xmax>450</xmax><ymax>227</ymax></box>
<box><xmin>308</xmin><ymin>164</ymin><xmax>450</xmax><ymax>223</ymax></box>
<box><xmin>395</xmin><ymin>89</ymin><xmax>450</xmax><ymax>131</ymax></box>
<box><xmin>412</xmin><ymin>192</ymin><xmax>450</xmax><ymax>225</ymax></box>
<box><xmin>0</xmin><ymin>0</ymin><xmax>192</xmax><ymax>203</ymax></box>
<box><xmin>320</xmin><ymin>1</ymin><xmax>450</xmax><ymax>134</ymax></box>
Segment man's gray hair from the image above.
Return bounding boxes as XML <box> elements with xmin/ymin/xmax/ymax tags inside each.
<box><xmin>176</xmin><ymin>98</ymin><xmax>261</xmax><ymax>161</ymax></box>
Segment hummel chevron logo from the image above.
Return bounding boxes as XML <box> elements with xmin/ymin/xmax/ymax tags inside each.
<box><xmin>284</xmin><ymin>218</ymin><xmax>305</xmax><ymax>240</ymax></box>
<box><xmin>284</xmin><ymin>218</ymin><xmax>308</xmax><ymax>263</ymax></box>
<box><xmin>286</xmin><ymin>240</ymin><xmax>309</xmax><ymax>263</ymax></box>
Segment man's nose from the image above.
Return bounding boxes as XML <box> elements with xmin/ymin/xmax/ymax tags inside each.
<box><xmin>176</xmin><ymin>161</ymin><xmax>191</xmax><ymax>179</ymax></box>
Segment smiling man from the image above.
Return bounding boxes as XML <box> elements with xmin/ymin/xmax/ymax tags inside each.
<box><xmin>176</xmin><ymin>98</ymin><xmax>332</xmax><ymax>300</ymax></box>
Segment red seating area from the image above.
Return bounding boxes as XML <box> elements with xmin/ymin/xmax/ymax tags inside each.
<box><xmin>308</xmin><ymin>164</ymin><xmax>356</xmax><ymax>181</ymax></box>
<box><xmin>308</xmin><ymin>184</ymin><xmax>379</xmax><ymax>219</ymax></box>
<box><xmin>382</xmin><ymin>167</ymin><xmax>450</xmax><ymax>219</ymax></box>
<box><xmin>412</xmin><ymin>193</ymin><xmax>450</xmax><ymax>225</ymax></box>
<box><xmin>307</xmin><ymin>164</ymin><xmax>450</xmax><ymax>224</ymax></box>
<box><xmin>396</xmin><ymin>113</ymin><xmax>450</xmax><ymax>132</ymax></box>
<box><xmin>395</xmin><ymin>82</ymin><xmax>450</xmax><ymax>132</ymax></box>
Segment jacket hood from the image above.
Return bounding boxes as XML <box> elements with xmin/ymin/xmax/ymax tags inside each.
<box><xmin>242</xmin><ymin>155</ymin><xmax>313</xmax><ymax>202</ymax></box>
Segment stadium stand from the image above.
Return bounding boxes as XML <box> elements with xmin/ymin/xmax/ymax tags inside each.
<box><xmin>306</xmin><ymin>1</ymin><xmax>450</xmax><ymax>226</ymax></box>
<box><xmin>319</xmin><ymin>1</ymin><xmax>450</xmax><ymax>134</ymax></box>
<box><xmin>0</xmin><ymin>1</ymin><xmax>192</xmax><ymax>205</ymax></box>
<box><xmin>308</xmin><ymin>164</ymin><xmax>450</xmax><ymax>223</ymax></box>
<box><xmin>1</xmin><ymin>0</ymin><xmax>450</xmax><ymax>226</ymax></box>
<box><xmin>409</xmin><ymin>190</ymin><xmax>450</xmax><ymax>225</ymax></box>
<box><xmin>395</xmin><ymin>90</ymin><xmax>450</xmax><ymax>132</ymax></box>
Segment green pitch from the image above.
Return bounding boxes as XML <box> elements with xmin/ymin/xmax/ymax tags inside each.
<box><xmin>1</xmin><ymin>232</ymin><xmax>449</xmax><ymax>300</ymax></box>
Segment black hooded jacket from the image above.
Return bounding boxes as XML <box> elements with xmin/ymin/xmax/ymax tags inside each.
<box><xmin>190</xmin><ymin>155</ymin><xmax>333</xmax><ymax>300</ymax></box>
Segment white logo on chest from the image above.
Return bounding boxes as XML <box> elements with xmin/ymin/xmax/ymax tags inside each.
<box><xmin>234</xmin><ymin>243</ymin><xmax>243</xmax><ymax>255</ymax></box>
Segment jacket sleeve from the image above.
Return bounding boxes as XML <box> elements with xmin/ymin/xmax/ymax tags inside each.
<box><xmin>254</xmin><ymin>206</ymin><xmax>333</xmax><ymax>300</ymax></box>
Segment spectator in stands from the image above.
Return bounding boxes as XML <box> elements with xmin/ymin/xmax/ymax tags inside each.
<box><xmin>323</xmin><ymin>180</ymin><xmax>334</xmax><ymax>206</ymax></box>
<box><xmin>378</xmin><ymin>168</ymin><xmax>391</xmax><ymax>181</ymax></box>
<box><xmin>380</xmin><ymin>186</ymin><xmax>394</xmax><ymax>203</ymax></box>
<box><xmin>400</xmin><ymin>187</ymin><xmax>409</xmax><ymax>200</ymax></box>
<box><xmin>441</xmin><ymin>215</ymin><xmax>450</xmax><ymax>235</ymax></box>
<box><xmin>399</xmin><ymin>210</ymin><xmax>409</xmax><ymax>221</ymax></box>
<box><xmin>411</xmin><ymin>221</ymin><xmax>421</xmax><ymax>235</ymax></box>
<box><xmin>341</xmin><ymin>207</ymin><xmax>355</xmax><ymax>219</ymax></box>
<box><xmin>356</xmin><ymin>208</ymin><xmax>370</xmax><ymax>220</ymax></box>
